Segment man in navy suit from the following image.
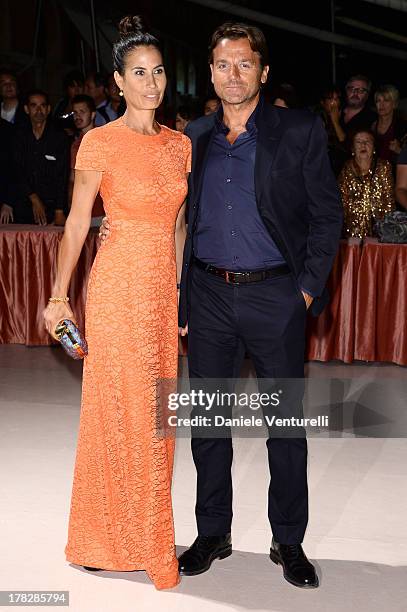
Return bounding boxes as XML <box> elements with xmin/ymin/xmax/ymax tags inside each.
<box><xmin>177</xmin><ymin>22</ymin><xmax>343</xmax><ymax>588</ymax></box>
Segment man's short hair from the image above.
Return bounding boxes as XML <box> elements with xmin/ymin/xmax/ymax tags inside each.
<box><xmin>71</xmin><ymin>94</ymin><xmax>96</xmax><ymax>113</ymax></box>
<box><xmin>25</xmin><ymin>89</ymin><xmax>50</xmax><ymax>105</ymax></box>
<box><xmin>208</xmin><ymin>22</ymin><xmax>269</xmax><ymax>68</ymax></box>
<box><xmin>63</xmin><ymin>70</ymin><xmax>84</xmax><ymax>90</ymax></box>
<box><xmin>346</xmin><ymin>74</ymin><xmax>372</xmax><ymax>93</ymax></box>
<box><xmin>86</xmin><ymin>71</ymin><xmax>107</xmax><ymax>89</ymax></box>
<box><xmin>0</xmin><ymin>68</ymin><xmax>17</xmax><ymax>81</ymax></box>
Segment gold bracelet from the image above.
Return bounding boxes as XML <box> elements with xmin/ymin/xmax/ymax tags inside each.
<box><xmin>48</xmin><ymin>296</ymin><xmax>70</xmax><ymax>303</ymax></box>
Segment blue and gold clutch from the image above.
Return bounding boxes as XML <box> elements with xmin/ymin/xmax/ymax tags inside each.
<box><xmin>55</xmin><ymin>319</ymin><xmax>88</xmax><ymax>360</ymax></box>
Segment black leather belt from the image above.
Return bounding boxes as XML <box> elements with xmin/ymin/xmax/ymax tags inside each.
<box><xmin>194</xmin><ymin>257</ymin><xmax>291</xmax><ymax>284</ymax></box>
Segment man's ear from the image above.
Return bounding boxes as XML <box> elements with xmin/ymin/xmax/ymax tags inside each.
<box><xmin>24</xmin><ymin>105</ymin><xmax>29</xmax><ymax>115</ymax></box>
<box><xmin>261</xmin><ymin>65</ymin><xmax>269</xmax><ymax>85</ymax></box>
<box><xmin>209</xmin><ymin>64</ymin><xmax>214</xmax><ymax>85</ymax></box>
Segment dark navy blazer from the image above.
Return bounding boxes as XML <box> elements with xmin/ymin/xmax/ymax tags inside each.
<box><xmin>179</xmin><ymin>97</ymin><xmax>343</xmax><ymax>327</ymax></box>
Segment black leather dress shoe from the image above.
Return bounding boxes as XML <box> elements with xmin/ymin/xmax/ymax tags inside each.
<box><xmin>178</xmin><ymin>534</ymin><xmax>232</xmax><ymax>576</ymax></box>
<box><xmin>83</xmin><ymin>566</ymin><xmax>102</xmax><ymax>571</ymax></box>
<box><xmin>269</xmin><ymin>538</ymin><xmax>319</xmax><ymax>588</ymax></box>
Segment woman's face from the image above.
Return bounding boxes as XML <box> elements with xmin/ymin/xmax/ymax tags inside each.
<box><xmin>375</xmin><ymin>94</ymin><xmax>395</xmax><ymax>117</ymax></box>
<box><xmin>114</xmin><ymin>45</ymin><xmax>166</xmax><ymax>111</ymax></box>
<box><xmin>321</xmin><ymin>91</ymin><xmax>341</xmax><ymax>113</ymax></box>
<box><xmin>67</xmin><ymin>81</ymin><xmax>84</xmax><ymax>100</ymax></box>
<box><xmin>175</xmin><ymin>113</ymin><xmax>189</xmax><ymax>133</ymax></box>
<box><xmin>352</xmin><ymin>132</ymin><xmax>374</xmax><ymax>160</ymax></box>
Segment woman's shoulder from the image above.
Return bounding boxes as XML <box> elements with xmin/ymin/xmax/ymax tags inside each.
<box><xmin>160</xmin><ymin>125</ymin><xmax>191</xmax><ymax>155</ymax></box>
<box><xmin>81</xmin><ymin>119</ymin><xmax>123</xmax><ymax>144</ymax></box>
<box><xmin>376</xmin><ymin>157</ymin><xmax>392</xmax><ymax>172</ymax></box>
<box><xmin>159</xmin><ymin>123</ymin><xmax>184</xmax><ymax>137</ymax></box>
<box><xmin>340</xmin><ymin>159</ymin><xmax>353</xmax><ymax>174</ymax></box>
<box><xmin>160</xmin><ymin>124</ymin><xmax>189</xmax><ymax>142</ymax></box>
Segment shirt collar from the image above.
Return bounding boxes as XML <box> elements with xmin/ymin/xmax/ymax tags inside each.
<box><xmin>214</xmin><ymin>99</ymin><xmax>259</xmax><ymax>135</ymax></box>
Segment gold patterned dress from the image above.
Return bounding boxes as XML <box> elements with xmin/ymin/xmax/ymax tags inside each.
<box><xmin>338</xmin><ymin>158</ymin><xmax>395</xmax><ymax>238</ymax></box>
<box><xmin>64</xmin><ymin>117</ymin><xmax>191</xmax><ymax>590</ymax></box>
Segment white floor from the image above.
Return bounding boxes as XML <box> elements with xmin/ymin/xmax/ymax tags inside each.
<box><xmin>0</xmin><ymin>346</ymin><xmax>406</xmax><ymax>612</ymax></box>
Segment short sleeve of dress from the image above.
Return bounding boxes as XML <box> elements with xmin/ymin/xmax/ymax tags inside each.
<box><xmin>75</xmin><ymin>128</ymin><xmax>107</xmax><ymax>172</ymax></box>
<box><xmin>182</xmin><ymin>134</ymin><xmax>192</xmax><ymax>173</ymax></box>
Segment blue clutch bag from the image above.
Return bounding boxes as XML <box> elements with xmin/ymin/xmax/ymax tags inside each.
<box><xmin>54</xmin><ymin>319</ymin><xmax>88</xmax><ymax>360</ymax></box>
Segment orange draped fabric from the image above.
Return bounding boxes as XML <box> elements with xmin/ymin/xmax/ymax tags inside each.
<box><xmin>1</xmin><ymin>228</ymin><xmax>406</xmax><ymax>366</ymax></box>
<box><xmin>0</xmin><ymin>225</ymin><xmax>98</xmax><ymax>345</ymax></box>
<box><xmin>306</xmin><ymin>238</ymin><xmax>362</xmax><ymax>363</ymax></box>
<box><xmin>354</xmin><ymin>238</ymin><xmax>407</xmax><ymax>366</ymax></box>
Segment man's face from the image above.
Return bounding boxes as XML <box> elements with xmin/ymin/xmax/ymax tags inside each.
<box><xmin>72</xmin><ymin>102</ymin><xmax>95</xmax><ymax>130</ymax></box>
<box><xmin>106</xmin><ymin>75</ymin><xmax>121</xmax><ymax>101</ymax></box>
<box><xmin>345</xmin><ymin>80</ymin><xmax>369</xmax><ymax>109</ymax></box>
<box><xmin>84</xmin><ymin>78</ymin><xmax>103</xmax><ymax>101</ymax></box>
<box><xmin>24</xmin><ymin>95</ymin><xmax>50</xmax><ymax>124</ymax></box>
<box><xmin>210</xmin><ymin>37</ymin><xmax>268</xmax><ymax>106</ymax></box>
<box><xmin>0</xmin><ymin>73</ymin><xmax>17</xmax><ymax>100</ymax></box>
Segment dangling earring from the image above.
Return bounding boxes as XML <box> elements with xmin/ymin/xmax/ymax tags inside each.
<box><xmin>119</xmin><ymin>90</ymin><xmax>124</xmax><ymax>97</ymax></box>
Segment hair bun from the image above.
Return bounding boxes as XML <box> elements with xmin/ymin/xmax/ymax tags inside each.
<box><xmin>118</xmin><ymin>15</ymin><xmax>144</xmax><ymax>37</ymax></box>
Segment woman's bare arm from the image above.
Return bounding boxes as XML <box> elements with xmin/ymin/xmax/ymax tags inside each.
<box><xmin>43</xmin><ymin>169</ymin><xmax>101</xmax><ymax>336</ymax></box>
<box><xmin>395</xmin><ymin>164</ymin><xmax>407</xmax><ymax>210</ymax></box>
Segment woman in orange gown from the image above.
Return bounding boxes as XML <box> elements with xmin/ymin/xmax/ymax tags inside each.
<box><xmin>43</xmin><ymin>16</ymin><xmax>191</xmax><ymax>590</ymax></box>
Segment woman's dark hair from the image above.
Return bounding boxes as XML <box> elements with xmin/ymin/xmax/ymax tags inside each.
<box><xmin>320</xmin><ymin>84</ymin><xmax>341</xmax><ymax>101</ymax></box>
<box><xmin>63</xmin><ymin>70</ymin><xmax>84</xmax><ymax>90</ymax></box>
<box><xmin>208</xmin><ymin>22</ymin><xmax>269</xmax><ymax>68</ymax></box>
<box><xmin>270</xmin><ymin>82</ymin><xmax>299</xmax><ymax>108</ymax></box>
<box><xmin>113</xmin><ymin>15</ymin><xmax>162</xmax><ymax>75</ymax></box>
<box><xmin>176</xmin><ymin>105</ymin><xmax>195</xmax><ymax>122</ymax></box>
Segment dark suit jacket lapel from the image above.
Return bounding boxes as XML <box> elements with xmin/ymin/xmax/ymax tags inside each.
<box><xmin>193</xmin><ymin>127</ymin><xmax>217</xmax><ymax>205</ymax></box>
<box><xmin>254</xmin><ymin>103</ymin><xmax>283</xmax><ymax>203</ymax></box>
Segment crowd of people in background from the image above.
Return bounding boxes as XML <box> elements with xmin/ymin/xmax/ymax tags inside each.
<box><xmin>1</xmin><ymin>67</ymin><xmax>407</xmax><ymax>238</ymax></box>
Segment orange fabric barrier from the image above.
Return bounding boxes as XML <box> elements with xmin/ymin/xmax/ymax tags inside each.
<box><xmin>1</xmin><ymin>228</ymin><xmax>406</xmax><ymax>365</ymax></box>
<box><xmin>354</xmin><ymin>238</ymin><xmax>407</xmax><ymax>366</ymax></box>
<box><xmin>306</xmin><ymin>239</ymin><xmax>361</xmax><ymax>363</ymax></box>
<box><xmin>0</xmin><ymin>225</ymin><xmax>98</xmax><ymax>345</ymax></box>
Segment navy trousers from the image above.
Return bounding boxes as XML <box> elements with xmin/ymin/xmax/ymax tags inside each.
<box><xmin>187</xmin><ymin>263</ymin><xmax>309</xmax><ymax>545</ymax></box>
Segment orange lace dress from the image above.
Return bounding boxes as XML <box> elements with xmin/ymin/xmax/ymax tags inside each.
<box><xmin>64</xmin><ymin>117</ymin><xmax>191</xmax><ymax>590</ymax></box>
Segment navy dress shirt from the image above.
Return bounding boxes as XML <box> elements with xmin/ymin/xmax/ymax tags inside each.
<box><xmin>193</xmin><ymin>105</ymin><xmax>285</xmax><ymax>270</ymax></box>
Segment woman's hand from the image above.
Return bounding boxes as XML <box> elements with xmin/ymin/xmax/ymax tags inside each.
<box><xmin>0</xmin><ymin>204</ymin><xmax>14</xmax><ymax>224</ymax></box>
<box><xmin>389</xmin><ymin>139</ymin><xmax>401</xmax><ymax>155</ymax></box>
<box><xmin>327</xmin><ymin>98</ymin><xmax>340</xmax><ymax>122</ymax></box>
<box><xmin>43</xmin><ymin>301</ymin><xmax>75</xmax><ymax>340</ymax></box>
<box><xmin>179</xmin><ymin>323</ymin><xmax>188</xmax><ymax>336</ymax></box>
<box><xmin>98</xmin><ymin>217</ymin><xmax>110</xmax><ymax>242</ymax></box>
